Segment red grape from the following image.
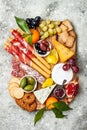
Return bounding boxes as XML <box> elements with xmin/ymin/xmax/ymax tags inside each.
<box><xmin>72</xmin><ymin>66</ymin><xmax>79</xmax><ymax>73</ymax></box>
<box><xmin>68</xmin><ymin>58</ymin><xmax>76</xmax><ymax>66</ymax></box>
<box><xmin>62</xmin><ymin>63</ymin><xmax>70</xmax><ymax>71</ymax></box>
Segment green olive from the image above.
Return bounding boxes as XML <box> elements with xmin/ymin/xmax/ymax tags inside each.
<box><xmin>24</xmin><ymin>85</ymin><xmax>34</xmax><ymax>91</ymax></box>
<box><xmin>20</xmin><ymin>77</ymin><xmax>27</xmax><ymax>88</ymax></box>
<box><xmin>28</xmin><ymin>77</ymin><xmax>35</xmax><ymax>85</ymax></box>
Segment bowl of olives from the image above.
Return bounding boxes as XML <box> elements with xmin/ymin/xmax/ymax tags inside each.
<box><xmin>20</xmin><ymin>75</ymin><xmax>37</xmax><ymax>93</ymax></box>
<box><xmin>34</xmin><ymin>40</ymin><xmax>51</xmax><ymax>57</ymax></box>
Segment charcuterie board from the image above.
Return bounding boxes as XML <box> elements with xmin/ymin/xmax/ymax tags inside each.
<box><xmin>4</xmin><ymin>16</ymin><xmax>80</xmax><ymax>125</ymax></box>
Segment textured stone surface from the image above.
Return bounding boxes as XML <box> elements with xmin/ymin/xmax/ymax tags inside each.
<box><xmin>0</xmin><ymin>0</ymin><xmax>87</xmax><ymax>130</ymax></box>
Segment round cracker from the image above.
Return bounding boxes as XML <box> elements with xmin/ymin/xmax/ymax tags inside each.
<box><xmin>9</xmin><ymin>77</ymin><xmax>20</xmax><ymax>85</ymax></box>
<box><xmin>14</xmin><ymin>88</ymin><xmax>24</xmax><ymax>99</ymax></box>
<box><xmin>9</xmin><ymin>87</ymin><xmax>18</xmax><ymax>98</ymax></box>
<box><xmin>8</xmin><ymin>82</ymin><xmax>19</xmax><ymax>91</ymax></box>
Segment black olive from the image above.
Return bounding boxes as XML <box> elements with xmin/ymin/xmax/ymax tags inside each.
<box><xmin>35</xmin><ymin>43</ymin><xmax>40</xmax><ymax>50</ymax></box>
<box><xmin>38</xmin><ymin>50</ymin><xmax>46</xmax><ymax>55</ymax></box>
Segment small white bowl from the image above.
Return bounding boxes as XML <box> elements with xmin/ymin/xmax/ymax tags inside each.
<box><xmin>34</xmin><ymin>40</ymin><xmax>51</xmax><ymax>57</ymax></box>
<box><xmin>20</xmin><ymin>75</ymin><xmax>37</xmax><ymax>93</ymax></box>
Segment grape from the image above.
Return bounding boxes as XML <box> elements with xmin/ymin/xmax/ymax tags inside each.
<box><xmin>68</xmin><ymin>58</ymin><xmax>76</xmax><ymax>66</ymax></box>
<box><xmin>42</xmin><ymin>26</ymin><xmax>48</xmax><ymax>32</ymax></box>
<box><xmin>56</xmin><ymin>27</ymin><xmax>62</xmax><ymax>34</ymax></box>
<box><xmin>41</xmin><ymin>21</ymin><xmax>46</xmax><ymax>26</ymax></box>
<box><xmin>26</xmin><ymin>18</ymin><xmax>31</xmax><ymax>25</ymax></box>
<box><xmin>40</xmin><ymin>31</ymin><xmax>44</xmax><ymax>36</ymax></box>
<box><xmin>43</xmin><ymin>32</ymin><xmax>49</xmax><ymax>38</ymax></box>
<box><xmin>71</xmin><ymin>66</ymin><xmax>79</xmax><ymax>73</ymax></box>
<box><xmin>46</xmin><ymin>19</ymin><xmax>51</xmax><ymax>24</ymax></box>
<box><xmin>54</xmin><ymin>20</ymin><xmax>61</xmax><ymax>25</ymax></box>
<box><xmin>48</xmin><ymin>23</ymin><xmax>55</xmax><ymax>29</ymax></box>
<box><xmin>62</xmin><ymin>63</ymin><xmax>70</xmax><ymax>71</ymax></box>
<box><xmin>40</xmin><ymin>35</ymin><xmax>45</xmax><ymax>40</ymax></box>
<box><xmin>53</xmin><ymin>29</ymin><xmax>56</xmax><ymax>35</ymax></box>
<box><xmin>48</xmin><ymin>28</ymin><xmax>54</xmax><ymax>36</ymax></box>
<box><xmin>39</xmin><ymin>19</ymin><xmax>62</xmax><ymax>39</ymax></box>
<box><xmin>39</xmin><ymin>23</ymin><xmax>45</xmax><ymax>28</ymax></box>
<box><xmin>35</xmin><ymin>16</ymin><xmax>41</xmax><ymax>22</ymax></box>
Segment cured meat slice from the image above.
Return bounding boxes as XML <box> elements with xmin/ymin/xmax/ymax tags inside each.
<box><xmin>11</xmin><ymin>57</ymin><xmax>45</xmax><ymax>84</ymax></box>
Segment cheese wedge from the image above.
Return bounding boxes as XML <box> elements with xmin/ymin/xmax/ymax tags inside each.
<box><xmin>52</xmin><ymin>38</ymin><xmax>74</xmax><ymax>62</ymax></box>
<box><xmin>34</xmin><ymin>84</ymin><xmax>56</xmax><ymax>104</ymax></box>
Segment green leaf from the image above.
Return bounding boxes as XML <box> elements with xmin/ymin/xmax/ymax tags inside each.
<box><xmin>52</xmin><ymin>108</ymin><xmax>65</xmax><ymax>118</ymax></box>
<box><xmin>15</xmin><ymin>16</ymin><xmax>30</xmax><ymax>34</ymax></box>
<box><xmin>34</xmin><ymin>108</ymin><xmax>45</xmax><ymax>125</ymax></box>
<box><xmin>22</xmin><ymin>33</ymin><xmax>29</xmax><ymax>38</ymax></box>
<box><xmin>28</xmin><ymin>36</ymin><xmax>32</xmax><ymax>45</ymax></box>
<box><xmin>53</xmin><ymin>101</ymin><xmax>72</xmax><ymax>111</ymax></box>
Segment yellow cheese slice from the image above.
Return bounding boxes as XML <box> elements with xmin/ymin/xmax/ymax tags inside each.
<box><xmin>52</xmin><ymin>38</ymin><xmax>74</xmax><ymax>62</ymax></box>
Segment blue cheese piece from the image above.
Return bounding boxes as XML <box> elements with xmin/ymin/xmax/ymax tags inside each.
<box><xmin>34</xmin><ymin>84</ymin><xmax>56</xmax><ymax>104</ymax></box>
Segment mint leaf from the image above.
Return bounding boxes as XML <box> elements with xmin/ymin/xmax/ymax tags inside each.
<box><xmin>52</xmin><ymin>108</ymin><xmax>65</xmax><ymax>118</ymax></box>
<box><xmin>34</xmin><ymin>108</ymin><xmax>45</xmax><ymax>125</ymax></box>
<box><xmin>15</xmin><ymin>16</ymin><xmax>30</xmax><ymax>34</ymax></box>
<box><xmin>53</xmin><ymin>101</ymin><xmax>72</xmax><ymax>111</ymax></box>
<box><xmin>28</xmin><ymin>36</ymin><xmax>32</xmax><ymax>45</ymax></box>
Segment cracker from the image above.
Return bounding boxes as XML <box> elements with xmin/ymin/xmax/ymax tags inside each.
<box><xmin>9</xmin><ymin>77</ymin><xmax>20</xmax><ymax>84</ymax></box>
<box><xmin>62</xmin><ymin>20</ymin><xmax>73</xmax><ymax>31</ymax></box>
<box><xmin>60</xmin><ymin>24</ymin><xmax>68</xmax><ymax>31</ymax></box>
<box><xmin>65</xmin><ymin>36</ymin><xmax>75</xmax><ymax>48</ymax></box>
<box><xmin>14</xmin><ymin>88</ymin><xmax>24</xmax><ymax>99</ymax></box>
<box><xmin>69</xmin><ymin>30</ymin><xmax>76</xmax><ymax>38</ymax></box>
<box><xmin>8</xmin><ymin>82</ymin><xmax>19</xmax><ymax>91</ymax></box>
<box><xmin>59</xmin><ymin>31</ymin><xmax>69</xmax><ymax>43</ymax></box>
<box><xmin>9</xmin><ymin>86</ymin><xmax>18</xmax><ymax>98</ymax></box>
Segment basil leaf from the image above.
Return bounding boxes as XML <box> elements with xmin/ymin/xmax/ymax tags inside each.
<box><xmin>34</xmin><ymin>108</ymin><xmax>45</xmax><ymax>125</ymax></box>
<box><xmin>22</xmin><ymin>33</ymin><xmax>29</xmax><ymax>38</ymax></box>
<box><xmin>52</xmin><ymin>108</ymin><xmax>65</xmax><ymax>118</ymax></box>
<box><xmin>15</xmin><ymin>16</ymin><xmax>30</xmax><ymax>34</ymax></box>
<box><xmin>28</xmin><ymin>36</ymin><xmax>32</xmax><ymax>45</ymax></box>
<box><xmin>53</xmin><ymin>101</ymin><xmax>72</xmax><ymax>111</ymax></box>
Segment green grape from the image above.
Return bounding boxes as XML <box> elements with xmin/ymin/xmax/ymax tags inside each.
<box><xmin>42</xmin><ymin>26</ymin><xmax>48</xmax><ymax>32</ymax></box>
<box><xmin>39</xmin><ymin>23</ymin><xmax>45</xmax><ymax>28</ymax></box>
<box><xmin>41</xmin><ymin>35</ymin><xmax>45</xmax><ymax>40</ymax></box>
<box><xmin>48</xmin><ymin>23</ymin><xmax>55</xmax><ymax>29</ymax></box>
<box><xmin>54</xmin><ymin>20</ymin><xmax>61</xmax><ymax>26</ymax></box>
<box><xmin>53</xmin><ymin>29</ymin><xmax>57</xmax><ymax>35</ymax></box>
<box><xmin>41</xmin><ymin>21</ymin><xmax>46</xmax><ymax>26</ymax></box>
<box><xmin>40</xmin><ymin>31</ymin><xmax>44</xmax><ymax>36</ymax></box>
<box><xmin>48</xmin><ymin>28</ymin><xmax>54</xmax><ymax>36</ymax></box>
<box><xmin>46</xmin><ymin>19</ymin><xmax>51</xmax><ymax>25</ymax></box>
<box><xmin>43</xmin><ymin>32</ymin><xmax>49</xmax><ymax>38</ymax></box>
<box><xmin>56</xmin><ymin>27</ymin><xmax>62</xmax><ymax>34</ymax></box>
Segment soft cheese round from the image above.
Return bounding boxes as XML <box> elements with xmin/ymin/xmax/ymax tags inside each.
<box><xmin>52</xmin><ymin>63</ymin><xmax>73</xmax><ymax>85</ymax></box>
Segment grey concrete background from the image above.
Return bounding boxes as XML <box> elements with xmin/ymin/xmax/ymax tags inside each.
<box><xmin>0</xmin><ymin>0</ymin><xmax>87</xmax><ymax>130</ymax></box>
